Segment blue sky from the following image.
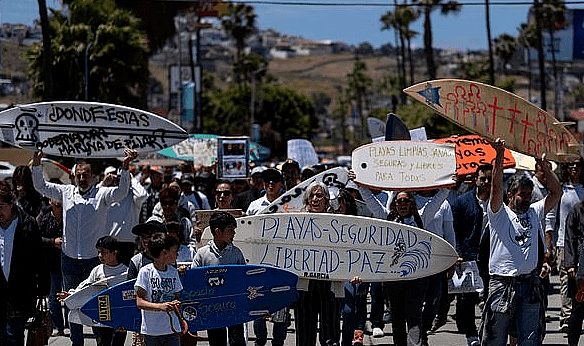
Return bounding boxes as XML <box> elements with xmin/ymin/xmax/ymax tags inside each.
<box><xmin>0</xmin><ymin>0</ymin><xmax>559</xmax><ymax>50</ymax></box>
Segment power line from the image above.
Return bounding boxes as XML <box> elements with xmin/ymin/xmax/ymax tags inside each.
<box><xmin>161</xmin><ymin>0</ymin><xmax>584</xmax><ymax>6</ymax></box>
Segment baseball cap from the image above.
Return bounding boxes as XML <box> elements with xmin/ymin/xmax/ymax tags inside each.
<box><xmin>104</xmin><ymin>166</ymin><xmax>117</xmax><ymax>176</ymax></box>
<box><xmin>282</xmin><ymin>158</ymin><xmax>300</xmax><ymax>170</ymax></box>
<box><xmin>262</xmin><ymin>168</ymin><xmax>283</xmax><ymax>182</ymax></box>
<box><xmin>251</xmin><ymin>166</ymin><xmax>266</xmax><ymax>176</ymax></box>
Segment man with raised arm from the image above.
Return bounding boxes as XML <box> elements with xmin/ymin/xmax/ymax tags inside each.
<box><xmin>481</xmin><ymin>139</ymin><xmax>561</xmax><ymax>346</ymax></box>
<box><xmin>31</xmin><ymin>148</ymin><xmax>138</xmax><ymax>346</ymax></box>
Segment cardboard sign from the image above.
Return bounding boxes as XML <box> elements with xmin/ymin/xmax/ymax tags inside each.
<box><xmin>447</xmin><ymin>261</ymin><xmax>484</xmax><ymax>294</ymax></box>
<box><xmin>352</xmin><ymin>141</ymin><xmax>456</xmax><ymax>191</ymax></box>
<box><xmin>287</xmin><ymin>139</ymin><xmax>319</xmax><ymax>168</ymax></box>
<box><xmin>433</xmin><ymin>135</ymin><xmax>516</xmax><ymax>176</ymax></box>
<box><xmin>404</xmin><ymin>79</ymin><xmax>581</xmax><ymax>163</ymax></box>
<box><xmin>0</xmin><ymin>101</ymin><xmax>188</xmax><ymax>158</ymax></box>
<box><xmin>217</xmin><ymin>137</ymin><xmax>249</xmax><ymax>179</ymax></box>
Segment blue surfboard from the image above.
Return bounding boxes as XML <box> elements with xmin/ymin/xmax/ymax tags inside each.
<box><xmin>80</xmin><ymin>265</ymin><xmax>298</xmax><ymax>332</ymax></box>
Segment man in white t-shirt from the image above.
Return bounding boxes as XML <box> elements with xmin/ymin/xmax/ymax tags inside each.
<box><xmin>481</xmin><ymin>139</ymin><xmax>561</xmax><ymax>346</ymax></box>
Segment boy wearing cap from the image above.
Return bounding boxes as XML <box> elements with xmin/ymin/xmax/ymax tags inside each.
<box><xmin>127</xmin><ymin>221</ymin><xmax>166</xmax><ymax>280</ymax></box>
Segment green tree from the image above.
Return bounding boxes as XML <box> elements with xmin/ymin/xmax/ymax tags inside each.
<box><xmin>221</xmin><ymin>3</ymin><xmax>256</xmax><ymax>61</ymax></box>
<box><xmin>494</xmin><ymin>33</ymin><xmax>517</xmax><ymax>76</ymax></box>
<box><xmin>63</xmin><ymin>0</ymin><xmax>191</xmax><ymax>52</ymax></box>
<box><xmin>27</xmin><ymin>0</ymin><xmax>149</xmax><ymax>106</ymax></box>
<box><xmin>346</xmin><ymin>59</ymin><xmax>373</xmax><ymax>141</ymax></box>
<box><xmin>204</xmin><ymin>84</ymin><xmax>317</xmax><ymax>158</ymax></box>
<box><xmin>412</xmin><ymin>0</ymin><xmax>462</xmax><ymax>79</ymax></box>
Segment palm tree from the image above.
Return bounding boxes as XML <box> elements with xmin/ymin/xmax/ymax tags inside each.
<box><xmin>37</xmin><ymin>0</ymin><xmax>52</xmax><ymax>100</ymax></box>
<box><xmin>381</xmin><ymin>6</ymin><xmax>419</xmax><ymax>96</ymax></box>
<box><xmin>540</xmin><ymin>0</ymin><xmax>568</xmax><ymax>117</ymax></box>
<box><xmin>518</xmin><ymin>23</ymin><xmax>538</xmax><ymax>100</ymax></box>
<box><xmin>381</xmin><ymin>10</ymin><xmax>406</xmax><ymax>97</ymax></box>
<box><xmin>412</xmin><ymin>0</ymin><xmax>461</xmax><ymax>79</ymax></box>
<box><xmin>221</xmin><ymin>3</ymin><xmax>256</xmax><ymax>61</ymax></box>
<box><xmin>494</xmin><ymin>33</ymin><xmax>518</xmax><ymax>76</ymax></box>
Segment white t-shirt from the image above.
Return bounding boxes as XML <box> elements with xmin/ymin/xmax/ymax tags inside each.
<box><xmin>488</xmin><ymin>199</ymin><xmax>546</xmax><ymax>276</ymax></box>
<box><xmin>76</xmin><ymin>263</ymin><xmax>128</xmax><ymax>290</ymax></box>
<box><xmin>135</xmin><ymin>263</ymin><xmax>183</xmax><ymax>336</ymax></box>
<box><xmin>246</xmin><ymin>196</ymin><xmax>270</xmax><ymax>215</ymax></box>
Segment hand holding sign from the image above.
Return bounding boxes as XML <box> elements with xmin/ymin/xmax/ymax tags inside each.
<box><xmin>32</xmin><ymin>150</ymin><xmax>43</xmax><ymax>167</ymax></box>
<box><xmin>122</xmin><ymin>148</ymin><xmax>139</xmax><ymax>170</ymax></box>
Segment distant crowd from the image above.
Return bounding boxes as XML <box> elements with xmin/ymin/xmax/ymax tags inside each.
<box><xmin>2</xmin><ymin>139</ymin><xmax>584</xmax><ymax>346</ymax></box>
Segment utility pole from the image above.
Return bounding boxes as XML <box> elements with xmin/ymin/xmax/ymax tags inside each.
<box><xmin>534</xmin><ymin>0</ymin><xmax>547</xmax><ymax>110</ymax></box>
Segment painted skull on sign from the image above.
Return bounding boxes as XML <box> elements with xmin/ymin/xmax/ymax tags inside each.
<box><xmin>15</xmin><ymin>113</ymin><xmax>39</xmax><ymax>142</ymax></box>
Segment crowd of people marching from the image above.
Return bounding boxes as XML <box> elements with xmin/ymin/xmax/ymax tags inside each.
<box><xmin>2</xmin><ymin>138</ymin><xmax>584</xmax><ymax>346</ymax></box>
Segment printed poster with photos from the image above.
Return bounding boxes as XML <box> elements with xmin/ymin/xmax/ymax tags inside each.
<box><xmin>218</xmin><ymin>137</ymin><xmax>250</xmax><ymax>179</ymax></box>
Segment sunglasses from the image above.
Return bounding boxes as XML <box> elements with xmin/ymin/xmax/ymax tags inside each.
<box><xmin>160</xmin><ymin>200</ymin><xmax>176</xmax><ymax>207</ymax></box>
<box><xmin>215</xmin><ymin>190</ymin><xmax>232</xmax><ymax>196</ymax></box>
<box><xmin>396</xmin><ymin>198</ymin><xmax>411</xmax><ymax>205</ymax></box>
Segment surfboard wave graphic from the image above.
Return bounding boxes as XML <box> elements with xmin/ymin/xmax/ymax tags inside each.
<box><xmin>398</xmin><ymin>241</ymin><xmax>432</xmax><ymax>277</ymax></box>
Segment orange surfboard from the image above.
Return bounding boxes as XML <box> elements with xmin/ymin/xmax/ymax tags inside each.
<box><xmin>433</xmin><ymin>135</ymin><xmax>516</xmax><ymax>176</ymax></box>
<box><xmin>404</xmin><ymin>79</ymin><xmax>581</xmax><ymax>163</ymax></box>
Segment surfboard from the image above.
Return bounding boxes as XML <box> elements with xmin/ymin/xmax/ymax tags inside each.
<box><xmin>258</xmin><ymin>167</ymin><xmax>349</xmax><ymax>214</ymax></box>
<box><xmin>385</xmin><ymin>113</ymin><xmax>411</xmax><ymax>141</ymax></box>
<box><xmin>64</xmin><ymin>274</ymin><xmax>127</xmax><ymax>310</ymax></box>
<box><xmin>403</xmin><ymin>79</ymin><xmax>581</xmax><ymax>163</ymax></box>
<box><xmin>0</xmin><ymin>101</ymin><xmax>188</xmax><ymax>158</ymax></box>
<box><xmin>80</xmin><ymin>265</ymin><xmax>298</xmax><ymax>332</ymax></box>
<box><xmin>352</xmin><ymin>141</ymin><xmax>456</xmax><ymax>191</ymax></box>
<box><xmin>64</xmin><ymin>274</ymin><xmax>127</xmax><ymax>328</ymax></box>
<box><xmin>232</xmin><ymin>213</ymin><xmax>458</xmax><ymax>282</ymax></box>
<box><xmin>433</xmin><ymin>135</ymin><xmax>516</xmax><ymax>176</ymax></box>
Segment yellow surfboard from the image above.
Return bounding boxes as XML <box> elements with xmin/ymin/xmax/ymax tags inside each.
<box><xmin>404</xmin><ymin>79</ymin><xmax>581</xmax><ymax>163</ymax></box>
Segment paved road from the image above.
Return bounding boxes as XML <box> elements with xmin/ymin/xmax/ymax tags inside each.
<box><xmin>47</xmin><ymin>274</ymin><xmax>569</xmax><ymax>346</ymax></box>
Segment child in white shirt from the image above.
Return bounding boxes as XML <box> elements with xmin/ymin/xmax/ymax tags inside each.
<box><xmin>135</xmin><ymin>232</ymin><xmax>183</xmax><ymax>346</ymax></box>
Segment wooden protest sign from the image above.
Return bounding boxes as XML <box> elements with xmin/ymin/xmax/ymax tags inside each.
<box><xmin>0</xmin><ymin>101</ymin><xmax>188</xmax><ymax>158</ymax></box>
<box><xmin>352</xmin><ymin>141</ymin><xmax>456</xmax><ymax>191</ymax></box>
<box><xmin>433</xmin><ymin>135</ymin><xmax>516</xmax><ymax>176</ymax></box>
<box><xmin>404</xmin><ymin>79</ymin><xmax>581</xmax><ymax>163</ymax></box>
<box><xmin>232</xmin><ymin>213</ymin><xmax>458</xmax><ymax>282</ymax></box>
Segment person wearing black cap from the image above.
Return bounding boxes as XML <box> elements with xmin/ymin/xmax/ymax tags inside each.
<box><xmin>246</xmin><ymin>168</ymin><xmax>284</xmax><ymax>216</ymax></box>
<box><xmin>282</xmin><ymin>159</ymin><xmax>301</xmax><ymax>191</ymax></box>
<box><xmin>127</xmin><ymin>220</ymin><xmax>167</xmax><ymax>280</ymax></box>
